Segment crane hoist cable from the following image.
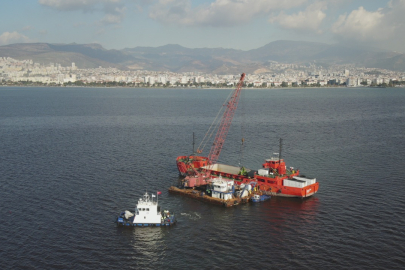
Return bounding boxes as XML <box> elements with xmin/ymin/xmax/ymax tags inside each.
<box><xmin>238</xmin><ymin>86</ymin><xmax>246</xmax><ymax>167</ymax></box>
<box><xmin>197</xmin><ymin>88</ymin><xmax>234</xmax><ymax>153</ymax></box>
<box><xmin>208</xmin><ymin>73</ymin><xmax>245</xmax><ymax>165</ymax></box>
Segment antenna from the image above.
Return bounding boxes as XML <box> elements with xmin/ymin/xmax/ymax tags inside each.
<box><xmin>192</xmin><ymin>132</ymin><xmax>195</xmax><ymax>155</ymax></box>
<box><xmin>279</xmin><ymin>138</ymin><xmax>283</xmax><ymax>164</ymax></box>
<box><xmin>239</xmin><ymin>137</ymin><xmax>245</xmax><ymax>167</ymax></box>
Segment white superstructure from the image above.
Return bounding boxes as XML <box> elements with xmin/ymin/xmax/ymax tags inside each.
<box><xmin>133</xmin><ymin>192</ymin><xmax>162</xmax><ymax>224</ymax></box>
<box><xmin>283</xmin><ymin>176</ymin><xmax>317</xmax><ymax>188</ymax></box>
<box><xmin>211</xmin><ymin>176</ymin><xmax>234</xmax><ymax>200</ymax></box>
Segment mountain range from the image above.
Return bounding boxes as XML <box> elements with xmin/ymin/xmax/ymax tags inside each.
<box><xmin>1</xmin><ymin>40</ymin><xmax>405</xmax><ymax>74</ymax></box>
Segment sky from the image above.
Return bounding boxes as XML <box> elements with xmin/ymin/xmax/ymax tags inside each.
<box><xmin>1</xmin><ymin>0</ymin><xmax>405</xmax><ymax>53</ymax></box>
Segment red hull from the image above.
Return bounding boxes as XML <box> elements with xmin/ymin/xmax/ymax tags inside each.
<box><xmin>176</xmin><ymin>155</ymin><xmax>209</xmax><ymax>175</ymax></box>
<box><xmin>176</xmin><ymin>155</ymin><xmax>319</xmax><ymax>198</ymax></box>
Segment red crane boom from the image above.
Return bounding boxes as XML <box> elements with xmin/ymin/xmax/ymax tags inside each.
<box><xmin>175</xmin><ymin>73</ymin><xmax>246</xmax><ymax>187</ymax></box>
<box><xmin>208</xmin><ymin>73</ymin><xmax>245</xmax><ymax>165</ymax></box>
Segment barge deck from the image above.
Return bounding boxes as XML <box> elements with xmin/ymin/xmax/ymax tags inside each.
<box><xmin>168</xmin><ymin>186</ymin><xmax>270</xmax><ymax>207</ymax></box>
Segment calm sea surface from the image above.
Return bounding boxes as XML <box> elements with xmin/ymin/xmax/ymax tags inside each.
<box><xmin>1</xmin><ymin>86</ymin><xmax>404</xmax><ymax>269</ymax></box>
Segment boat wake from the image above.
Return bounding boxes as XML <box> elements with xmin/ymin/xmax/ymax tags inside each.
<box><xmin>180</xmin><ymin>212</ymin><xmax>202</xmax><ymax>220</ymax></box>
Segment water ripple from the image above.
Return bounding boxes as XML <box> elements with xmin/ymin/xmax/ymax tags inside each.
<box><xmin>1</xmin><ymin>87</ymin><xmax>405</xmax><ymax>269</ymax></box>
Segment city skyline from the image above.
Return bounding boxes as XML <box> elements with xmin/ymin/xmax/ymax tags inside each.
<box><xmin>1</xmin><ymin>0</ymin><xmax>405</xmax><ymax>53</ymax></box>
<box><xmin>2</xmin><ymin>55</ymin><xmax>404</xmax><ymax>88</ymax></box>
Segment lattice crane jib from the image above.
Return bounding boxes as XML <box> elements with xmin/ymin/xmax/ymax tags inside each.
<box><xmin>208</xmin><ymin>73</ymin><xmax>246</xmax><ymax>165</ymax></box>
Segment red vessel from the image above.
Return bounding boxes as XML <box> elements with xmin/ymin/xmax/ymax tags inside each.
<box><xmin>176</xmin><ymin>153</ymin><xmax>319</xmax><ymax>198</ymax></box>
<box><xmin>175</xmin><ymin>73</ymin><xmax>319</xmax><ymax>198</ymax></box>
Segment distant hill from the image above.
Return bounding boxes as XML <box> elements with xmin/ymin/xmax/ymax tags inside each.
<box><xmin>246</xmin><ymin>40</ymin><xmax>330</xmax><ymax>62</ymax></box>
<box><xmin>1</xmin><ymin>41</ymin><xmax>405</xmax><ymax>73</ymax></box>
<box><xmin>0</xmin><ymin>43</ymin><xmax>135</xmax><ymax>69</ymax></box>
<box><xmin>122</xmin><ymin>44</ymin><xmax>243</xmax><ymax>73</ymax></box>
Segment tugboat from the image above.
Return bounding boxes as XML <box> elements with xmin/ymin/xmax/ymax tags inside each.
<box><xmin>116</xmin><ymin>192</ymin><xmax>176</xmax><ymax>227</ymax></box>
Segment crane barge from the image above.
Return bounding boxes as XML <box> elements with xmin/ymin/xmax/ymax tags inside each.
<box><xmin>170</xmin><ymin>73</ymin><xmax>318</xmax><ymax>206</ymax></box>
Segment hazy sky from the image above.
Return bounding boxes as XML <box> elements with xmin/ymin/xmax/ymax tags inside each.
<box><xmin>1</xmin><ymin>0</ymin><xmax>404</xmax><ymax>52</ymax></box>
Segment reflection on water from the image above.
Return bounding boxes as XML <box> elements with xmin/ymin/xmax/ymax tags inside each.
<box><xmin>116</xmin><ymin>227</ymin><xmax>167</xmax><ymax>266</ymax></box>
<box><xmin>267</xmin><ymin>196</ymin><xmax>320</xmax><ymax>223</ymax></box>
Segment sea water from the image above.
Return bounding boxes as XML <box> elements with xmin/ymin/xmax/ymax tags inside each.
<box><xmin>1</xmin><ymin>86</ymin><xmax>404</xmax><ymax>269</ymax></box>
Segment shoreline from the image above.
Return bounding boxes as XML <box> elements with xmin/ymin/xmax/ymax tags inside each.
<box><xmin>1</xmin><ymin>84</ymin><xmax>403</xmax><ymax>90</ymax></box>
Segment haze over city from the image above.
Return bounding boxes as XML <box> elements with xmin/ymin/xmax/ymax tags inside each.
<box><xmin>1</xmin><ymin>0</ymin><xmax>405</xmax><ymax>53</ymax></box>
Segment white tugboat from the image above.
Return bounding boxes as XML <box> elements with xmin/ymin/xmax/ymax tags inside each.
<box><xmin>116</xmin><ymin>192</ymin><xmax>176</xmax><ymax>227</ymax></box>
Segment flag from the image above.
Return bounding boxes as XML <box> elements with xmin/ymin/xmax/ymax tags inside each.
<box><xmin>152</xmin><ymin>194</ymin><xmax>156</xmax><ymax>198</ymax></box>
<box><xmin>157</xmin><ymin>191</ymin><xmax>162</xmax><ymax>195</ymax></box>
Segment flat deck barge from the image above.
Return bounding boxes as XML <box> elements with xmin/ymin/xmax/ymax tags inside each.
<box><xmin>168</xmin><ymin>185</ymin><xmax>270</xmax><ymax>207</ymax></box>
